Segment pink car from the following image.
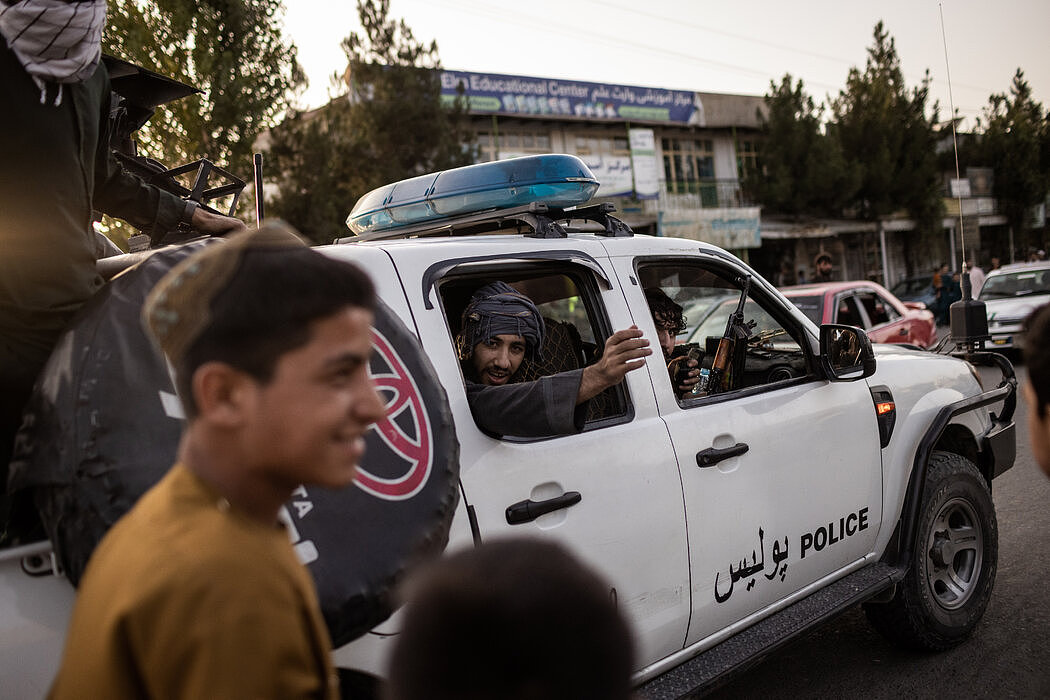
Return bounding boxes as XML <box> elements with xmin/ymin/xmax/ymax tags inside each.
<box><xmin>781</xmin><ymin>281</ymin><xmax>937</xmax><ymax>348</ymax></box>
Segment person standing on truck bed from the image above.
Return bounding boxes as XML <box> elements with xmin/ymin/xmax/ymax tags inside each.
<box><xmin>0</xmin><ymin>0</ymin><xmax>246</xmax><ymax>511</ymax></box>
<box><xmin>49</xmin><ymin>223</ymin><xmax>385</xmax><ymax>699</ymax></box>
<box><xmin>457</xmin><ymin>281</ymin><xmax>650</xmax><ymax>438</ymax></box>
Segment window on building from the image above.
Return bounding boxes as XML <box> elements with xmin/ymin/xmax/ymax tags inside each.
<box><xmin>661</xmin><ymin>138</ymin><xmax>716</xmax><ymax>203</ymax></box>
<box><xmin>736</xmin><ymin>139</ymin><xmax>758</xmax><ymax>178</ymax></box>
<box><xmin>475</xmin><ymin>130</ymin><xmax>551</xmax><ymax>162</ymax></box>
<box><xmin>573</xmin><ymin>135</ymin><xmax>631</xmax><ymax>157</ymax></box>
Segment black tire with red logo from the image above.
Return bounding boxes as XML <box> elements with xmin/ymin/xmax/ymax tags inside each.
<box><xmin>8</xmin><ymin>240</ymin><xmax>460</xmax><ymax>646</ymax></box>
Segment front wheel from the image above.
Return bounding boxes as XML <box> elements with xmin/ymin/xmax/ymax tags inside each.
<box><xmin>864</xmin><ymin>450</ymin><xmax>998</xmax><ymax>650</ymax></box>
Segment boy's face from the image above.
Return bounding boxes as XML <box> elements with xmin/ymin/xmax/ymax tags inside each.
<box><xmin>1024</xmin><ymin>379</ymin><xmax>1050</xmax><ymax>479</ymax></box>
<box><xmin>239</xmin><ymin>306</ymin><xmax>386</xmax><ymax>490</ymax></box>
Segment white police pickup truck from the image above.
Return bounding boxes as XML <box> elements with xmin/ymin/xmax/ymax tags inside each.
<box><xmin>0</xmin><ymin>155</ymin><xmax>1016</xmax><ymax>697</ymax></box>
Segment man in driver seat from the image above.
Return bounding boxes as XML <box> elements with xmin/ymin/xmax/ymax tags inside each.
<box><xmin>457</xmin><ymin>281</ymin><xmax>650</xmax><ymax>438</ymax></box>
<box><xmin>645</xmin><ymin>287</ymin><xmax>700</xmax><ymax>398</ymax></box>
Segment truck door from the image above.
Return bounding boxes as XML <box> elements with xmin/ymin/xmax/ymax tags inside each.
<box><xmin>387</xmin><ymin>242</ymin><xmax>692</xmax><ymax>668</ymax></box>
<box><xmin>614</xmin><ymin>253</ymin><xmax>884</xmax><ymax>647</ymax></box>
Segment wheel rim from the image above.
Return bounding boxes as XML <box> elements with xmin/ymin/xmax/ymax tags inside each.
<box><xmin>925</xmin><ymin>496</ymin><xmax>984</xmax><ymax>611</ymax></box>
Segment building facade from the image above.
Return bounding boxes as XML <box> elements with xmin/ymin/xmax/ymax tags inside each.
<box><xmin>441</xmin><ymin>70</ymin><xmax>764</xmax><ymax>253</ymax></box>
<box><xmin>435</xmin><ymin>70</ymin><xmax>1020</xmax><ymax>288</ymax></box>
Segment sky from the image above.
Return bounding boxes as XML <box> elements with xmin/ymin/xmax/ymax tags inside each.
<box><xmin>283</xmin><ymin>0</ymin><xmax>1050</xmax><ymax>130</ymax></box>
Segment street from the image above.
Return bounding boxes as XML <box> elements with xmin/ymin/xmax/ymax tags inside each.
<box><xmin>708</xmin><ymin>361</ymin><xmax>1050</xmax><ymax>698</ymax></box>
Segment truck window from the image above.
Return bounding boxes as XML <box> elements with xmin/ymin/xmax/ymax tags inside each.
<box><xmin>438</xmin><ymin>267</ymin><xmax>630</xmax><ymax>437</ymax></box>
<box><xmin>638</xmin><ymin>262</ymin><xmax>812</xmax><ymax>402</ymax></box>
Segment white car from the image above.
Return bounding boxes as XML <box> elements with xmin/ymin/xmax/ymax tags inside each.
<box><xmin>1</xmin><ymin>155</ymin><xmax>1017</xmax><ymax>697</ymax></box>
<box><xmin>978</xmin><ymin>261</ymin><xmax>1050</xmax><ymax>350</ymax></box>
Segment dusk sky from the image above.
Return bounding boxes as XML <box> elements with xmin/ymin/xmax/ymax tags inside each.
<box><xmin>284</xmin><ymin>0</ymin><xmax>1049</xmax><ymax>130</ymax></box>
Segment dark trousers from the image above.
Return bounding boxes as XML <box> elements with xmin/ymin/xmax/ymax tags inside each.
<box><xmin>1</xmin><ymin>335</ymin><xmax>51</xmax><ymax>543</ymax></box>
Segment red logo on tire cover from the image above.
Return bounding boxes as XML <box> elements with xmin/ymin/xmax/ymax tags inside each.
<box><xmin>354</xmin><ymin>329</ymin><xmax>433</xmax><ymax>500</ymax></box>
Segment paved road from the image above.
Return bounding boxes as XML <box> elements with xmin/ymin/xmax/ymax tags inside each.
<box><xmin>708</xmin><ymin>362</ymin><xmax>1050</xmax><ymax>699</ymax></box>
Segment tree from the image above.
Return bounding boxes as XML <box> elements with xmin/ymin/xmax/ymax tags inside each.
<box><xmin>977</xmin><ymin>69</ymin><xmax>1049</xmax><ymax>251</ymax></box>
<box><xmin>266</xmin><ymin>0</ymin><xmax>475</xmax><ymax>244</ymax></box>
<box><xmin>831</xmin><ymin>22</ymin><xmax>942</xmax><ymax>233</ymax></box>
<box><xmin>263</xmin><ymin>102</ymin><xmax>366</xmax><ymax>240</ymax></box>
<box><xmin>103</xmin><ymin>0</ymin><xmax>304</xmax><ymax>194</ymax></box>
<box><xmin>745</xmin><ymin>74</ymin><xmax>858</xmax><ymax>218</ymax></box>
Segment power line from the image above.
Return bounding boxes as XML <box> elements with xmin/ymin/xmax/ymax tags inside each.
<box><xmin>397</xmin><ymin>0</ymin><xmax>990</xmax><ymax>118</ymax></box>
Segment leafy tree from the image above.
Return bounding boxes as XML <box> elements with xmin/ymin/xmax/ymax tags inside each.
<box><xmin>745</xmin><ymin>74</ymin><xmax>858</xmax><ymax>218</ymax></box>
<box><xmin>266</xmin><ymin>0</ymin><xmax>475</xmax><ymax>244</ymax></box>
<box><xmin>263</xmin><ymin>101</ymin><xmax>365</xmax><ymax>240</ymax></box>
<box><xmin>341</xmin><ymin>0</ymin><xmax>474</xmax><ymax>185</ymax></box>
<box><xmin>102</xmin><ymin>0</ymin><xmax>304</xmax><ymax>220</ymax></box>
<box><xmin>977</xmin><ymin>69</ymin><xmax>1049</xmax><ymax>250</ymax></box>
<box><xmin>831</xmin><ymin>22</ymin><xmax>942</xmax><ymax>233</ymax></box>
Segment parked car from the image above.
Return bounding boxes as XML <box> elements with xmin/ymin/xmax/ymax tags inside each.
<box><xmin>891</xmin><ymin>275</ymin><xmax>938</xmax><ymax>310</ymax></box>
<box><xmin>977</xmin><ymin>261</ymin><xmax>1050</xmax><ymax>350</ymax></box>
<box><xmin>1</xmin><ymin>156</ymin><xmax>1016</xmax><ymax>697</ymax></box>
<box><xmin>781</xmin><ymin>281</ymin><xmax>937</xmax><ymax>348</ymax></box>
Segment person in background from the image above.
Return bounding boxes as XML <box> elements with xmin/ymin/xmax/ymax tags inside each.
<box><xmin>966</xmin><ymin>256</ymin><xmax>986</xmax><ymax>297</ymax></box>
<box><xmin>0</xmin><ymin>0</ymin><xmax>246</xmax><ymax>510</ymax></box>
<box><xmin>813</xmin><ymin>253</ymin><xmax>834</xmax><ymax>283</ymax></box>
<box><xmin>385</xmin><ymin>538</ymin><xmax>636</xmax><ymax>700</ymax></box>
<box><xmin>49</xmin><ymin>223</ymin><xmax>385</xmax><ymax>698</ymax></box>
<box><xmin>942</xmin><ymin>270</ymin><xmax>963</xmax><ymax>324</ymax></box>
<box><xmin>1023</xmin><ymin>304</ymin><xmax>1050</xmax><ymax>480</ymax></box>
<box><xmin>931</xmin><ymin>264</ymin><xmax>949</xmax><ymax>324</ymax></box>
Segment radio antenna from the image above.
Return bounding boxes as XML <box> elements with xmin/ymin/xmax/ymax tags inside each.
<box><xmin>253</xmin><ymin>153</ymin><xmax>265</xmax><ymax>224</ymax></box>
<box><xmin>939</xmin><ymin>3</ymin><xmax>989</xmax><ymax>352</ymax></box>
<box><xmin>939</xmin><ymin>3</ymin><xmax>965</xmax><ymax>271</ymax></box>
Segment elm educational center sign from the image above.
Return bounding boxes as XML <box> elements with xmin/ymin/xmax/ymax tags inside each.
<box><xmin>440</xmin><ymin>70</ymin><xmax>702</xmax><ymax>125</ymax></box>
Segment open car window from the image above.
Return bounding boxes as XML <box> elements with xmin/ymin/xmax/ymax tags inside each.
<box><xmin>438</xmin><ymin>265</ymin><xmax>631</xmax><ymax>437</ymax></box>
<box><xmin>837</xmin><ymin>295</ymin><xmax>866</xmax><ymax>328</ymax></box>
<box><xmin>858</xmin><ymin>291</ymin><xmax>898</xmax><ymax>326</ymax></box>
<box><xmin>638</xmin><ymin>262</ymin><xmax>813</xmax><ymax>404</ymax></box>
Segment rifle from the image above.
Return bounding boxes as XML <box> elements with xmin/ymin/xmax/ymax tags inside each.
<box><xmin>707</xmin><ymin>275</ymin><xmax>753</xmax><ymax>393</ymax></box>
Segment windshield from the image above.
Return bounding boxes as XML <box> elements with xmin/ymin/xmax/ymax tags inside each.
<box><xmin>978</xmin><ymin>269</ymin><xmax>1050</xmax><ymax>300</ymax></box>
<box><xmin>891</xmin><ymin>278</ymin><xmax>930</xmax><ymax>298</ymax></box>
<box><xmin>687</xmin><ymin>297</ymin><xmax>778</xmax><ymax>344</ymax></box>
<box><xmin>785</xmin><ymin>295</ymin><xmax>823</xmax><ymax>325</ymax></box>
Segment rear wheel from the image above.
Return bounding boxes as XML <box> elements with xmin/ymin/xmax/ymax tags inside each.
<box><xmin>864</xmin><ymin>450</ymin><xmax>998</xmax><ymax>650</ymax></box>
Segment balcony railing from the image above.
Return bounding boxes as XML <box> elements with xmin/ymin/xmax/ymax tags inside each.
<box><xmin>656</xmin><ymin>179</ymin><xmax>753</xmax><ymax>210</ymax></box>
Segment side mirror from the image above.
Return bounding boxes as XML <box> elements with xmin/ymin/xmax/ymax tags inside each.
<box><xmin>820</xmin><ymin>324</ymin><xmax>876</xmax><ymax>381</ymax></box>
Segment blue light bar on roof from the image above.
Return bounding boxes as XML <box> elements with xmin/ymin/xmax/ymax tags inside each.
<box><xmin>345</xmin><ymin>154</ymin><xmax>600</xmax><ymax>235</ymax></box>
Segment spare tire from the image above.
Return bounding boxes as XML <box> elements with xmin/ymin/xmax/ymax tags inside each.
<box><xmin>8</xmin><ymin>240</ymin><xmax>460</xmax><ymax>646</ymax></box>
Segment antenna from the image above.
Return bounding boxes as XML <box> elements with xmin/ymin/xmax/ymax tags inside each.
<box><xmin>939</xmin><ymin>4</ymin><xmax>966</xmax><ymax>271</ymax></box>
<box><xmin>939</xmin><ymin>3</ymin><xmax>989</xmax><ymax>353</ymax></box>
<box><xmin>253</xmin><ymin>153</ymin><xmax>265</xmax><ymax>224</ymax></box>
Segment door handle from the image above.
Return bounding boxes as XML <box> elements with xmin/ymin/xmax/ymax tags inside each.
<box><xmin>696</xmin><ymin>442</ymin><xmax>749</xmax><ymax>468</ymax></box>
<box><xmin>898</xmin><ymin>327</ymin><xmax>908</xmax><ymax>336</ymax></box>
<box><xmin>506</xmin><ymin>491</ymin><xmax>582</xmax><ymax>524</ymax></box>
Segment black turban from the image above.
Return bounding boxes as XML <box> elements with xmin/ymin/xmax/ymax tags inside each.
<box><xmin>457</xmin><ymin>282</ymin><xmax>544</xmax><ymax>361</ymax></box>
